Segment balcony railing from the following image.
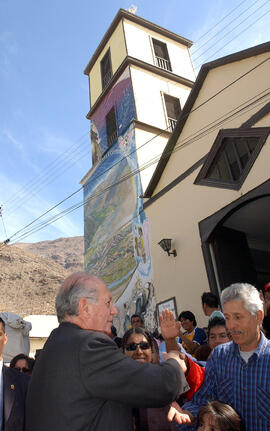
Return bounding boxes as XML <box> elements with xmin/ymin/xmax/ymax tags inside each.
<box><xmin>167</xmin><ymin>117</ymin><xmax>177</xmax><ymax>132</ymax></box>
<box><xmin>155</xmin><ymin>56</ymin><xmax>172</xmax><ymax>72</ymax></box>
<box><xmin>107</xmin><ymin>130</ymin><xmax>117</xmax><ymax>147</ymax></box>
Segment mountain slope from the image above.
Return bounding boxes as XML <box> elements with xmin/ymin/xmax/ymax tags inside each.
<box><xmin>14</xmin><ymin>236</ymin><xmax>84</xmax><ymax>272</ymax></box>
<box><xmin>0</xmin><ymin>237</ymin><xmax>84</xmax><ymax>316</ymax></box>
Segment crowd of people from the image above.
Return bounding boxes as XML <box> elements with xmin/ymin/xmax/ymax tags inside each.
<box><xmin>1</xmin><ymin>272</ymin><xmax>270</xmax><ymax>431</ymax></box>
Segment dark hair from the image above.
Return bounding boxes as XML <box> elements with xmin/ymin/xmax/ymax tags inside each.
<box><xmin>201</xmin><ymin>292</ymin><xmax>219</xmax><ymax>308</ymax></box>
<box><xmin>122</xmin><ymin>327</ymin><xmax>153</xmax><ymax>353</ymax></box>
<box><xmin>152</xmin><ymin>328</ymin><xmax>164</xmax><ymax>341</ymax></box>
<box><xmin>10</xmin><ymin>353</ymin><xmax>32</xmax><ymax>370</ymax></box>
<box><xmin>131</xmin><ymin>314</ymin><xmax>143</xmax><ymax>324</ymax></box>
<box><xmin>208</xmin><ymin>316</ymin><xmax>226</xmax><ymax>332</ymax></box>
<box><xmin>0</xmin><ymin>318</ymin><xmax>5</xmax><ymax>332</ymax></box>
<box><xmin>178</xmin><ymin>311</ymin><xmax>197</xmax><ymax>327</ymax></box>
<box><xmin>197</xmin><ymin>401</ymin><xmax>243</xmax><ymax>431</ymax></box>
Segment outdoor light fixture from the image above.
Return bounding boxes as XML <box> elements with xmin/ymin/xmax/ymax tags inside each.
<box><xmin>158</xmin><ymin>238</ymin><xmax>177</xmax><ymax>257</ymax></box>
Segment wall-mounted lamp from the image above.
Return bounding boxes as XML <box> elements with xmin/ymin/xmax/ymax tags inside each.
<box><xmin>158</xmin><ymin>238</ymin><xmax>177</xmax><ymax>257</ymax></box>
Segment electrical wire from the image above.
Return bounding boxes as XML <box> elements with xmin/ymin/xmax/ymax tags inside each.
<box><xmin>0</xmin><ymin>206</ymin><xmax>8</xmax><ymax>240</ymax></box>
<box><xmin>191</xmin><ymin>0</ymin><xmax>249</xmax><ymax>45</ymax></box>
<box><xmin>2</xmin><ymin>54</ymin><xmax>269</xmax><ymax>246</ymax></box>
<box><xmin>1</xmin><ymin>131</ymin><xmax>90</xmax><ymax>214</ymax></box>
<box><xmin>192</xmin><ymin>0</ymin><xmax>264</xmax><ymax>57</ymax></box>
<box><xmin>3</xmin><ymin>140</ymin><xmax>91</xmax><ymax>217</ymax></box>
<box><xmin>2</xmin><ymin>2</ymin><xmax>269</xmax><ymax>217</ymax></box>
<box><xmin>3</xmin><ymin>92</ymin><xmax>268</xmax><ymax>246</ymax></box>
<box><xmin>5</xmin><ymin>88</ymin><xmax>270</xmax><ymax>246</ymax></box>
<box><xmin>194</xmin><ymin>7</ymin><xmax>270</xmax><ymax>70</ymax></box>
<box><xmin>192</xmin><ymin>0</ymin><xmax>270</xmax><ymax>64</ymax></box>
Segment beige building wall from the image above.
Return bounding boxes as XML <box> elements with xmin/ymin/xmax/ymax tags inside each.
<box><xmin>29</xmin><ymin>338</ymin><xmax>46</xmax><ymax>358</ymax></box>
<box><xmin>134</xmin><ymin>128</ymin><xmax>169</xmax><ymax>193</ymax></box>
<box><xmin>130</xmin><ymin>66</ymin><xmax>191</xmax><ymax>130</ymax></box>
<box><xmin>88</xmin><ymin>21</ymin><xmax>126</xmax><ymax>106</ymax></box>
<box><xmin>155</xmin><ymin>52</ymin><xmax>270</xmax><ymax>193</ymax></box>
<box><xmin>145</xmin><ymin>51</ymin><xmax>270</xmax><ymax>327</ymax></box>
<box><xmin>123</xmin><ymin>19</ymin><xmax>195</xmax><ymax>81</ymax></box>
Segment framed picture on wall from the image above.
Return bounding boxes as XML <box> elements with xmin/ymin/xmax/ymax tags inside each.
<box><xmin>156</xmin><ymin>297</ymin><xmax>178</xmax><ymax>320</ymax></box>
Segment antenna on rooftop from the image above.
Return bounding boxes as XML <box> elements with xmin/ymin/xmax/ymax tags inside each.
<box><xmin>127</xmin><ymin>5</ymin><xmax>137</xmax><ymax>14</ymax></box>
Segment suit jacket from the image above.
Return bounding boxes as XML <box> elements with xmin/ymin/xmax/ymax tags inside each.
<box><xmin>3</xmin><ymin>366</ymin><xmax>29</xmax><ymax>431</ymax></box>
<box><xmin>25</xmin><ymin>322</ymin><xmax>189</xmax><ymax>431</ymax></box>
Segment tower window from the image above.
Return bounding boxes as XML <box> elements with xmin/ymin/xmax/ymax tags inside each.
<box><xmin>164</xmin><ymin>94</ymin><xmax>181</xmax><ymax>132</ymax></box>
<box><xmin>101</xmin><ymin>49</ymin><xmax>112</xmax><ymax>90</ymax></box>
<box><xmin>106</xmin><ymin>107</ymin><xmax>117</xmax><ymax>147</ymax></box>
<box><xmin>194</xmin><ymin>128</ymin><xmax>270</xmax><ymax>190</ymax></box>
<box><xmin>152</xmin><ymin>38</ymin><xmax>172</xmax><ymax>72</ymax></box>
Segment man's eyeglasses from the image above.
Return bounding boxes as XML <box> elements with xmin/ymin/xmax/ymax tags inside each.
<box><xmin>84</xmin><ymin>297</ymin><xmax>115</xmax><ymax>308</ymax></box>
<box><xmin>124</xmin><ymin>342</ymin><xmax>150</xmax><ymax>351</ymax></box>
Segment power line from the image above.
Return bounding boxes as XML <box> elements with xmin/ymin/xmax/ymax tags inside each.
<box><xmin>2</xmin><ymin>2</ymin><xmax>268</xmax><ymax>218</ymax></box>
<box><xmin>191</xmin><ymin>0</ymin><xmax>249</xmax><ymax>45</ymax></box>
<box><xmin>192</xmin><ymin>0</ymin><xmax>270</xmax><ymax>64</ymax></box>
<box><xmin>2</xmin><ymin>54</ymin><xmax>269</xmax><ymax>245</ymax></box>
<box><xmin>0</xmin><ymin>206</ymin><xmax>8</xmax><ymax>240</ymax></box>
<box><xmin>3</xmin><ymin>139</ymin><xmax>91</xmax><ymax>218</ymax></box>
<box><xmin>3</xmin><ymin>4</ymin><xmax>268</xmax><ymax>218</ymax></box>
<box><xmin>1</xmin><ymin>131</ymin><xmax>90</xmax><ymax>213</ymax></box>
<box><xmin>3</xmin><ymin>85</ymin><xmax>270</xmax><ymax>246</ymax></box>
<box><xmin>5</xmin><ymin>88</ymin><xmax>269</xmax><ymax>246</ymax></box>
<box><xmin>194</xmin><ymin>7</ymin><xmax>270</xmax><ymax>70</ymax></box>
<box><xmin>192</xmin><ymin>0</ymin><xmax>268</xmax><ymax>61</ymax></box>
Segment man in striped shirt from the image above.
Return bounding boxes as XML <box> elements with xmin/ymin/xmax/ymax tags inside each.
<box><xmin>176</xmin><ymin>283</ymin><xmax>270</xmax><ymax>431</ymax></box>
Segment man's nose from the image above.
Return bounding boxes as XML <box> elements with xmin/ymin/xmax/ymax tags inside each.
<box><xmin>111</xmin><ymin>304</ymin><xmax>118</xmax><ymax>316</ymax></box>
<box><xmin>225</xmin><ymin>319</ymin><xmax>232</xmax><ymax>330</ymax></box>
<box><xmin>226</xmin><ymin>322</ymin><xmax>236</xmax><ymax>334</ymax></box>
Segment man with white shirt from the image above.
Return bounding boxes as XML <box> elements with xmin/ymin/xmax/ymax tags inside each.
<box><xmin>176</xmin><ymin>283</ymin><xmax>270</xmax><ymax>431</ymax></box>
<box><xmin>0</xmin><ymin>317</ymin><xmax>29</xmax><ymax>431</ymax></box>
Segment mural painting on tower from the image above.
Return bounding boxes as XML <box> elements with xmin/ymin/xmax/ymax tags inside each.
<box><xmin>84</xmin><ymin>67</ymin><xmax>156</xmax><ymax>334</ymax></box>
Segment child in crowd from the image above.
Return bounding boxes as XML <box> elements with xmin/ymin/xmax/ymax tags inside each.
<box><xmin>197</xmin><ymin>401</ymin><xmax>243</xmax><ymax>431</ymax></box>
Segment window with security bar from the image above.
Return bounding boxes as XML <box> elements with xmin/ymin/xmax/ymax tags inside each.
<box><xmin>106</xmin><ymin>107</ymin><xmax>117</xmax><ymax>147</ymax></box>
<box><xmin>164</xmin><ymin>94</ymin><xmax>181</xmax><ymax>132</ymax></box>
<box><xmin>100</xmin><ymin>49</ymin><xmax>112</xmax><ymax>90</ymax></box>
<box><xmin>152</xmin><ymin>38</ymin><xmax>172</xmax><ymax>72</ymax></box>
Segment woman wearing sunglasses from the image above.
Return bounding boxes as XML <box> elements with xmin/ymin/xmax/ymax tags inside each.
<box><xmin>10</xmin><ymin>353</ymin><xmax>34</xmax><ymax>375</ymax></box>
<box><xmin>122</xmin><ymin>327</ymin><xmax>178</xmax><ymax>431</ymax></box>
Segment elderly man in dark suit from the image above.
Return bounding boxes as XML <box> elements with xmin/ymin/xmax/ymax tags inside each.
<box><xmin>26</xmin><ymin>272</ymin><xmax>190</xmax><ymax>431</ymax></box>
<box><xmin>0</xmin><ymin>318</ymin><xmax>29</xmax><ymax>431</ymax></box>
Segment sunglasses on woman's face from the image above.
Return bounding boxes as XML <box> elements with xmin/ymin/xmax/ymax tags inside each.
<box><xmin>125</xmin><ymin>342</ymin><xmax>150</xmax><ymax>351</ymax></box>
<box><xmin>15</xmin><ymin>367</ymin><xmax>30</xmax><ymax>373</ymax></box>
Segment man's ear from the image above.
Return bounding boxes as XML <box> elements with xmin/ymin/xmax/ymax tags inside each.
<box><xmin>4</xmin><ymin>333</ymin><xmax>8</xmax><ymax>346</ymax></box>
<box><xmin>256</xmin><ymin>309</ymin><xmax>264</xmax><ymax>325</ymax></box>
<box><xmin>78</xmin><ymin>298</ymin><xmax>90</xmax><ymax>316</ymax></box>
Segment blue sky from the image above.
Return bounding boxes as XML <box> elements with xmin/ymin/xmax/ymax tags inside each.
<box><xmin>0</xmin><ymin>0</ymin><xmax>269</xmax><ymax>243</ymax></box>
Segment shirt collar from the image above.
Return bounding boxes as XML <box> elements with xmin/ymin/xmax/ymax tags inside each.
<box><xmin>0</xmin><ymin>359</ymin><xmax>3</xmax><ymax>373</ymax></box>
<box><xmin>232</xmin><ymin>331</ymin><xmax>268</xmax><ymax>358</ymax></box>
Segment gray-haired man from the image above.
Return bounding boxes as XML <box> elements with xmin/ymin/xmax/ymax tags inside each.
<box><xmin>25</xmin><ymin>272</ymin><xmax>189</xmax><ymax>431</ymax></box>
<box><xmin>175</xmin><ymin>283</ymin><xmax>270</xmax><ymax>431</ymax></box>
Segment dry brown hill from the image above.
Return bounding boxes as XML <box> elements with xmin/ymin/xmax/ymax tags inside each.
<box><xmin>0</xmin><ymin>237</ymin><xmax>84</xmax><ymax>316</ymax></box>
<box><xmin>14</xmin><ymin>236</ymin><xmax>84</xmax><ymax>272</ymax></box>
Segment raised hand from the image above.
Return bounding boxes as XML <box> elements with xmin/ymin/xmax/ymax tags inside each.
<box><xmin>159</xmin><ymin>309</ymin><xmax>181</xmax><ymax>340</ymax></box>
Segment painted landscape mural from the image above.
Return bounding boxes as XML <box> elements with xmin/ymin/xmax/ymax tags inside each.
<box><xmin>84</xmin><ymin>67</ymin><xmax>156</xmax><ymax>334</ymax></box>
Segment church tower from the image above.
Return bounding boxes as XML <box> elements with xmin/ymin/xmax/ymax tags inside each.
<box><xmin>81</xmin><ymin>9</ymin><xmax>195</xmax><ymax>332</ymax></box>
